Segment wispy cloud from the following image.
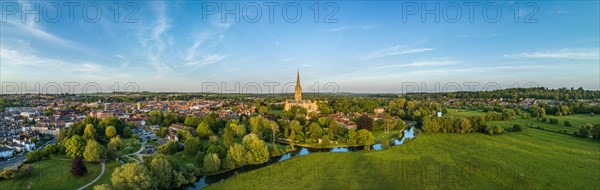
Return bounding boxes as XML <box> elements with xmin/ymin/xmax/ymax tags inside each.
<box><xmin>0</xmin><ymin>46</ymin><xmax>109</xmax><ymax>75</ymax></box>
<box><xmin>137</xmin><ymin>1</ymin><xmax>173</xmax><ymax>77</ymax></box>
<box><xmin>504</xmin><ymin>48</ymin><xmax>600</xmax><ymax>60</ymax></box>
<box><xmin>363</xmin><ymin>46</ymin><xmax>433</xmax><ymax>60</ymax></box>
<box><xmin>324</xmin><ymin>24</ymin><xmax>376</xmax><ymax>32</ymax></box>
<box><xmin>185</xmin><ymin>54</ymin><xmax>227</xmax><ymax>66</ymax></box>
<box><xmin>377</xmin><ymin>60</ymin><xmax>460</xmax><ymax>69</ymax></box>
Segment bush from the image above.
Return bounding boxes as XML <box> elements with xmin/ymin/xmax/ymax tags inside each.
<box><xmin>564</xmin><ymin>121</ymin><xmax>572</xmax><ymax>127</ymax></box>
<box><xmin>512</xmin><ymin>124</ymin><xmax>522</xmax><ymax>132</ymax></box>
<box><xmin>549</xmin><ymin>118</ymin><xmax>559</xmax><ymax>124</ymax></box>
<box><xmin>493</xmin><ymin>126</ymin><xmax>504</xmax><ymax>135</ymax></box>
<box><xmin>541</xmin><ymin>117</ymin><xmax>548</xmax><ymax>123</ymax></box>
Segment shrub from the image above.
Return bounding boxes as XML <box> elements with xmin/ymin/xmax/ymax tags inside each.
<box><xmin>493</xmin><ymin>126</ymin><xmax>504</xmax><ymax>134</ymax></box>
<box><xmin>512</xmin><ymin>124</ymin><xmax>522</xmax><ymax>132</ymax></box>
<box><xmin>541</xmin><ymin>117</ymin><xmax>548</xmax><ymax>123</ymax></box>
<box><xmin>549</xmin><ymin>118</ymin><xmax>559</xmax><ymax>124</ymax></box>
<box><xmin>564</xmin><ymin>121</ymin><xmax>572</xmax><ymax>127</ymax></box>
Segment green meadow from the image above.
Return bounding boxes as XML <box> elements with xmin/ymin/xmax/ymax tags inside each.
<box><xmin>0</xmin><ymin>158</ymin><xmax>105</xmax><ymax>190</ymax></box>
<box><xmin>206</xmin><ymin>128</ymin><xmax>600</xmax><ymax>189</ymax></box>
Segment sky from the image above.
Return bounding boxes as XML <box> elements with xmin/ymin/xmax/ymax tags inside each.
<box><xmin>1</xmin><ymin>0</ymin><xmax>599</xmax><ymax>94</ymax></box>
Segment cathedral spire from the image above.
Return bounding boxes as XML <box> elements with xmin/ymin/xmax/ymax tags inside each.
<box><xmin>294</xmin><ymin>69</ymin><xmax>302</xmax><ymax>101</ymax></box>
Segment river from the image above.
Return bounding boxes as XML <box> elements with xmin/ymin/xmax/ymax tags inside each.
<box><xmin>186</xmin><ymin>127</ymin><xmax>416</xmax><ymax>189</ymax></box>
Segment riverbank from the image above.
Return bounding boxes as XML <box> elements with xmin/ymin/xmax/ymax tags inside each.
<box><xmin>205</xmin><ymin>128</ymin><xmax>600</xmax><ymax>189</ymax></box>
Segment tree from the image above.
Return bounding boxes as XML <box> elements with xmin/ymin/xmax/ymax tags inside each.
<box><xmin>105</xmin><ymin>126</ymin><xmax>117</xmax><ymax>139</ymax></box>
<box><xmin>107</xmin><ymin>136</ymin><xmax>121</xmax><ymax>159</ymax></box>
<box><xmin>149</xmin><ymin>154</ymin><xmax>178</xmax><ymax>189</ymax></box>
<box><xmin>65</xmin><ymin>135</ymin><xmax>87</xmax><ymax>158</ymax></box>
<box><xmin>308</xmin><ymin>123</ymin><xmax>322</xmax><ymax>141</ymax></box>
<box><xmin>108</xmin><ymin>136</ymin><xmax>121</xmax><ymax>151</ymax></box>
<box><xmin>111</xmin><ymin>163</ymin><xmax>154</xmax><ymax>190</ymax></box>
<box><xmin>184</xmin><ymin>137</ymin><xmax>201</xmax><ymax>156</ymax></box>
<box><xmin>156</xmin><ymin>127</ymin><xmax>167</xmax><ymax>138</ymax></box>
<box><xmin>242</xmin><ymin>134</ymin><xmax>269</xmax><ymax>165</ymax></box>
<box><xmin>93</xmin><ymin>184</ymin><xmax>113</xmax><ymax>190</ymax></box>
<box><xmin>196</xmin><ymin>123</ymin><xmax>214</xmax><ymax>139</ymax></box>
<box><xmin>458</xmin><ymin>118</ymin><xmax>472</xmax><ymax>133</ymax></box>
<box><xmin>346</xmin><ymin>129</ymin><xmax>357</xmax><ymax>146</ymax></box>
<box><xmin>203</xmin><ymin>153</ymin><xmax>221</xmax><ymax>173</ymax></box>
<box><xmin>223</xmin><ymin>129</ymin><xmax>234</xmax><ymax>148</ymax></box>
<box><xmin>83</xmin><ymin>139</ymin><xmax>105</xmax><ymax>163</ymax></box>
<box><xmin>71</xmin><ymin>156</ymin><xmax>87</xmax><ymax>176</ymax></box>
<box><xmin>84</xmin><ymin>124</ymin><xmax>96</xmax><ymax>140</ymax></box>
<box><xmin>227</xmin><ymin>143</ymin><xmax>246</xmax><ymax>167</ymax></box>
<box><xmin>270</xmin><ymin>121</ymin><xmax>279</xmax><ymax>145</ymax></box>
<box><xmin>122</xmin><ymin>127</ymin><xmax>132</xmax><ymax>138</ymax></box>
<box><xmin>357</xmin><ymin>115</ymin><xmax>374</xmax><ymax>131</ymax></box>
<box><xmin>158</xmin><ymin>141</ymin><xmax>180</xmax><ymax>154</ymax></box>
<box><xmin>356</xmin><ymin>129</ymin><xmax>374</xmax><ymax>150</ymax></box>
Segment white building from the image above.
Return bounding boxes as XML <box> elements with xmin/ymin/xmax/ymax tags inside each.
<box><xmin>0</xmin><ymin>147</ymin><xmax>15</xmax><ymax>158</ymax></box>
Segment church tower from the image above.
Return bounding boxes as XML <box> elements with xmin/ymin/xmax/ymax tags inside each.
<box><xmin>294</xmin><ymin>69</ymin><xmax>302</xmax><ymax>101</ymax></box>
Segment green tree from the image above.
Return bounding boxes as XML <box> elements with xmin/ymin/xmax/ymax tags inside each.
<box><xmin>242</xmin><ymin>134</ymin><xmax>269</xmax><ymax>165</ymax></box>
<box><xmin>203</xmin><ymin>153</ymin><xmax>221</xmax><ymax>173</ymax></box>
<box><xmin>65</xmin><ymin>135</ymin><xmax>87</xmax><ymax>158</ymax></box>
<box><xmin>356</xmin><ymin>129</ymin><xmax>374</xmax><ymax>150</ymax></box>
<box><xmin>227</xmin><ymin>143</ymin><xmax>246</xmax><ymax>167</ymax></box>
<box><xmin>223</xmin><ymin>129</ymin><xmax>235</xmax><ymax>148</ymax></box>
<box><xmin>122</xmin><ymin>127</ymin><xmax>132</xmax><ymax>138</ymax></box>
<box><xmin>158</xmin><ymin>141</ymin><xmax>180</xmax><ymax>154</ymax></box>
<box><xmin>156</xmin><ymin>127</ymin><xmax>167</xmax><ymax>138</ymax></box>
<box><xmin>105</xmin><ymin>126</ymin><xmax>117</xmax><ymax>139</ymax></box>
<box><xmin>84</xmin><ymin>124</ymin><xmax>96</xmax><ymax>140</ymax></box>
<box><xmin>149</xmin><ymin>154</ymin><xmax>183</xmax><ymax>189</ymax></box>
<box><xmin>93</xmin><ymin>184</ymin><xmax>112</xmax><ymax>190</ymax></box>
<box><xmin>196</xmin><ymin>123</ymin><xmax>214</xmax><ymax>139</ymax></box>
<box><xmin>111</xmin><ymin>163</ymin><xmax>155</xmax><ymax>190</ymax></box>
<box><xmin>346</xmin><ymin>129</ymin><xmax>357</xmax><ymax>146</ymax></box>
<box><xmin>83</xmin><ymin>139</ymin><xmax>105</xmax><ymax>163</ymax></box>
<box><xmin>184</xmin><ymin>137</ymin><xmax>201</xmax><ymax>156</ymax></box>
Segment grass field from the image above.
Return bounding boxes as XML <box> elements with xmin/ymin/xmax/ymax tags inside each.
<box><xmin>206</xmin><ymin>128</ymin><xmax>600</xmax><ymax>189</ymax></box>
<box><xmin>0</xmin><ymin>158</ymin><xmax>104</xmax><ymax>190</ymax></box>
<box><xmin>445</xmin><ymin>108</ymin><xmax>486</xmax><ymax>118</ymax></box>
<box><xmin>488</xmin><ymin>114</ymin><xmax>599</xmax><ymax>135</ymax></box>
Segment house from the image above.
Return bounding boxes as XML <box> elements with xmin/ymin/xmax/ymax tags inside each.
<box><xmin>374</xmin><ymin>108</ymin><xmax>385</xmax><ymax>114</ymax></box>
<box><xmin>0</xmin><ymin>147</ymin><xmax>14</xmax><ymax>159</ymax></box>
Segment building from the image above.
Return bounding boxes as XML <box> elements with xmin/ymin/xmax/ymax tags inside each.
<box><xmin>0</xmin><ymin>147</ymin><xmax>15</xmax><ymax>159</ymax></box>
<box><xmin>284</xmin><ymin>70</ymin><xmax>318</xmax><ymax>113</ymax></box>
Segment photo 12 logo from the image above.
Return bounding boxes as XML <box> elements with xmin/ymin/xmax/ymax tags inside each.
<box><xmin>1</xmin><ymin>1</ymin><xmax>139</xmax><ymax>23</ymax></box>
<box><xmin>201</xmin><ymin>1</ymin><xmax>339</xmax><ymax>24</ymax></box>
<box><xmin>401</xmin><ymin>1</ymin><xmax>539</xmax><ymax>23</ymax></box>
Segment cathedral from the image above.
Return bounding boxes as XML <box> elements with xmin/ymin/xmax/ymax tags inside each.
<box><xmin>284</xmin><ymin>70</ymin><xmax>318</xmax><ymax>113</ymax></box>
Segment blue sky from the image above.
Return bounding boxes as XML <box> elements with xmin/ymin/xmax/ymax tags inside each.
<box><xmin>1</xmin><ymin>1</ymin><xmax>599</xmax><ymax>93</ymax></box>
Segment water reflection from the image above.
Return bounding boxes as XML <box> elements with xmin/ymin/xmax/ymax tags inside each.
<box><xmin>186</xmin><ymin>127</ymin><xmax>416</xmax><ymax>189</ymax></box>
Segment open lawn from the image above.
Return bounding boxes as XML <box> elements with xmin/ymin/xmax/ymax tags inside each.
<box><xmin>206</xmin><ymin>128</ymin><xmax>600</xmax><ymax>189</ymax></box>
<box><xmin>445</xmin><ymin>108</ymin><xmax>486</xmax><ymax>118</ymax></box>
<box><xmin>0</xmin><ymin>158</ymin><xmax>104</xmax><ymax>190</ymax></box>
<box><xmin>488</xmin><ymin>114</ymin><xmax>600</xmax><ymax>135</ymax></box>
